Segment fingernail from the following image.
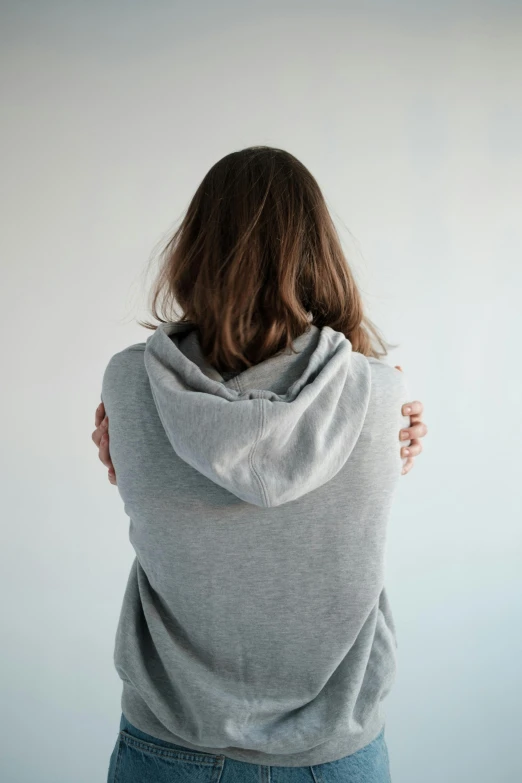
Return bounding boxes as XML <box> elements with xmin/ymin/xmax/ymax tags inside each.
<box><xmin>403</xmin><ymin>449</ymin><xmax>409</xmax><ymax>456</ymax></box>
<box><xmin>404</xmin><ymin>406</ymin><xmax>411</xmax><ymax>414</ymax></box>
<box><xmin>101</xmin><ymin>434</ymin><xmax>107</xmax><ymax>444</ymax></box>
<box><xmin>401</xmin><ymin>430</ymin><xmax>409</xmax><ymax>440</ymax></box>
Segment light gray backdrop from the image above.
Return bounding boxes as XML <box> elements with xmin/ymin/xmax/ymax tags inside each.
<box><xmin>1</xmin><ymin>2</ymin><xmax>521</xmax><ymax>782</ymax></box>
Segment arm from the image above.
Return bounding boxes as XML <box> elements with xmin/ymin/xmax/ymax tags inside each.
<box><xmin>92</xmin><ymin>392</ymin><xmax>429</xmax><ymax>485</ymax></box>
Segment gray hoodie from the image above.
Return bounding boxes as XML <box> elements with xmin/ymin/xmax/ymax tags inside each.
<box><xmin>101</xmin><ymin>320</ymin><xmax>409</xmax><ymax>766</ymax></box>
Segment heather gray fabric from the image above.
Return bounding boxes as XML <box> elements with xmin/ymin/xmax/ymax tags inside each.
<box><xmin>101</xmin><ymin>321</ymin><xmax>409</xmax><ymax>767</ymax></box>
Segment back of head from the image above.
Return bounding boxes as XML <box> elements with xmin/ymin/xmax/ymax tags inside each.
<box><xmin>141</xmin><ymin>146</ymin><xmax>387</xmax><ymax>374</ymax></box>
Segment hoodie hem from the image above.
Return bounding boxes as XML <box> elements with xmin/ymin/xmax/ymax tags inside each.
<box><xmin>120</xmin><ymin>680</ymin><xmax>386</xmax><ymax>768</ymax></box>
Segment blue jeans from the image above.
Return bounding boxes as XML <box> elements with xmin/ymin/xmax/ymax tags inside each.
<box><xmin>107</xmin><ymin>712</ymin><xmax>392</xmax><ymax>782</ymax></box>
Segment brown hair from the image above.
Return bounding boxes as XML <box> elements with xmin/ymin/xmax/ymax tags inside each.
<box><xmin>139</xmin><ymin>146</ymin><xmax>388</xmax><ymax>373</ymax></box>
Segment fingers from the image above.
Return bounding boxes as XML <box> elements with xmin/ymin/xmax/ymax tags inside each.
<box><xmin>401</xmin><ymin>457</ymin><xmax>415</xmax><ymax>475</ymax></box>
<box><xmin>95</xmin><ymin>401</ymin><xmax>105</xmax><ymax>427</ymax></box>
<box><xmin>401</xmin><ymin>400</ymin><xmax>424</xmax><ymax>417</ymax></box>
<box><xmin>399</xmin><ymin>421</ymin><xmax>428</xmax><ymax>442</ymax></box>
<box><xmin>401</xmin><ymin>438</ymin><xmax>422</xmax><ymax>459</ymax></box>
<box><xmin>398</xmin><ymin>396</ymin><xmax>426</xmax><ymax>476</ymax></box>
<box><xmin>98</xmin><ymin>429</ymin><xmax>113</xmax><ymax>470</ymax></box>
<box><xmin>92</xmin><ymin>412</ymin><xmax>117</xmax><ymax>484</ymax></box>
<box><xmin>91</xmin><ymin>414</ymin><xmax>108</xmax><ymax>447</ymax></box>
<box><xmin>100</xmin><ymin>437</ymin><xmax>117</xmax><ymax>484</ymax></box>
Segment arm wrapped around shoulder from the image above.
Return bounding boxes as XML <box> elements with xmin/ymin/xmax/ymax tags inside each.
<box><xmin>364</xmin><ymin>358</ymin><xmax>412</xmax><ymax>478</ymax></box>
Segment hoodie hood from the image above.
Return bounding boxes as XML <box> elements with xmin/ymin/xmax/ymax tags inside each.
<box><xmin>143</xmin><ymin>321</ymin><xmax>371</xmax><ymax>507</ymax></box>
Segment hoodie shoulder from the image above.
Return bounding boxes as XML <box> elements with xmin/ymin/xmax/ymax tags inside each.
<box><xmin>359</xmin><ymin>358</ymin><xmax>411</xmax><ymax>472</ymax></box>
<box><xmin>366</xmin><ymin>357</ymin><xmax>410</xmax><ymax>402</ymax></box>
<box><xmin>365</xmin><ymin>357</ymin><xmax>411</xmax><ymax>436</ymax></box>
<box><xmin>101</xmin><ymin>343</ymin><xmax>147</xmax><ymax>407</ymax></box>
<box><xmin>108</xmin><ymin>343</ymin><xmax>147</xmax><ymax>362</ymax></box>
<box><xmin>103</xmin><ymin>342</ymin><xmax>146</xmax><ymax>379</ymax></box>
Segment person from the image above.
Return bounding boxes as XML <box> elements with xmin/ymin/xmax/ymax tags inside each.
<box><xmin>93</xmin><ymin>146</ymin><xmax>428</xmax><ymax>783</ymax></box>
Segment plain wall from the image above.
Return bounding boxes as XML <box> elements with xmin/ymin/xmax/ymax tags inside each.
<box><xmin>1</xmin><ymin>2</ymin><xmax>521</xmax><ymax>781</ymax></box>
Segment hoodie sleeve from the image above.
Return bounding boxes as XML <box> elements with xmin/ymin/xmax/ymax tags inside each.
<box><xmin>101</xmin><ymin>344</ymin><xmax>147</xmax><ymax>409</ymax></box>
<box><xmin>99</xmin><ymin>344</ymin><xmax>148</xmax><ymax>488</ymax></box>
<box><xmin>366</xmin><ymin>358</ymin><xmax>412</xmax><ymax>475</ymax></box>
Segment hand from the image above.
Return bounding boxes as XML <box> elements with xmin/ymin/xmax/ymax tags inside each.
<box><xmin>92</xmin><ymin>402</ymin><xmax>117</xmax><ymax>485</ymax></box>
<box><xmin>395</xmin><ymin>366</ymin><xmax>427</xmax><ymax>476</ymax></box>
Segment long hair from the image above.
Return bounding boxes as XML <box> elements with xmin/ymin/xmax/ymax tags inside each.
<box><xmin>139</xmin><ymin>146</ymin><xmax>388</xmax><ymax>373</ymax></box>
